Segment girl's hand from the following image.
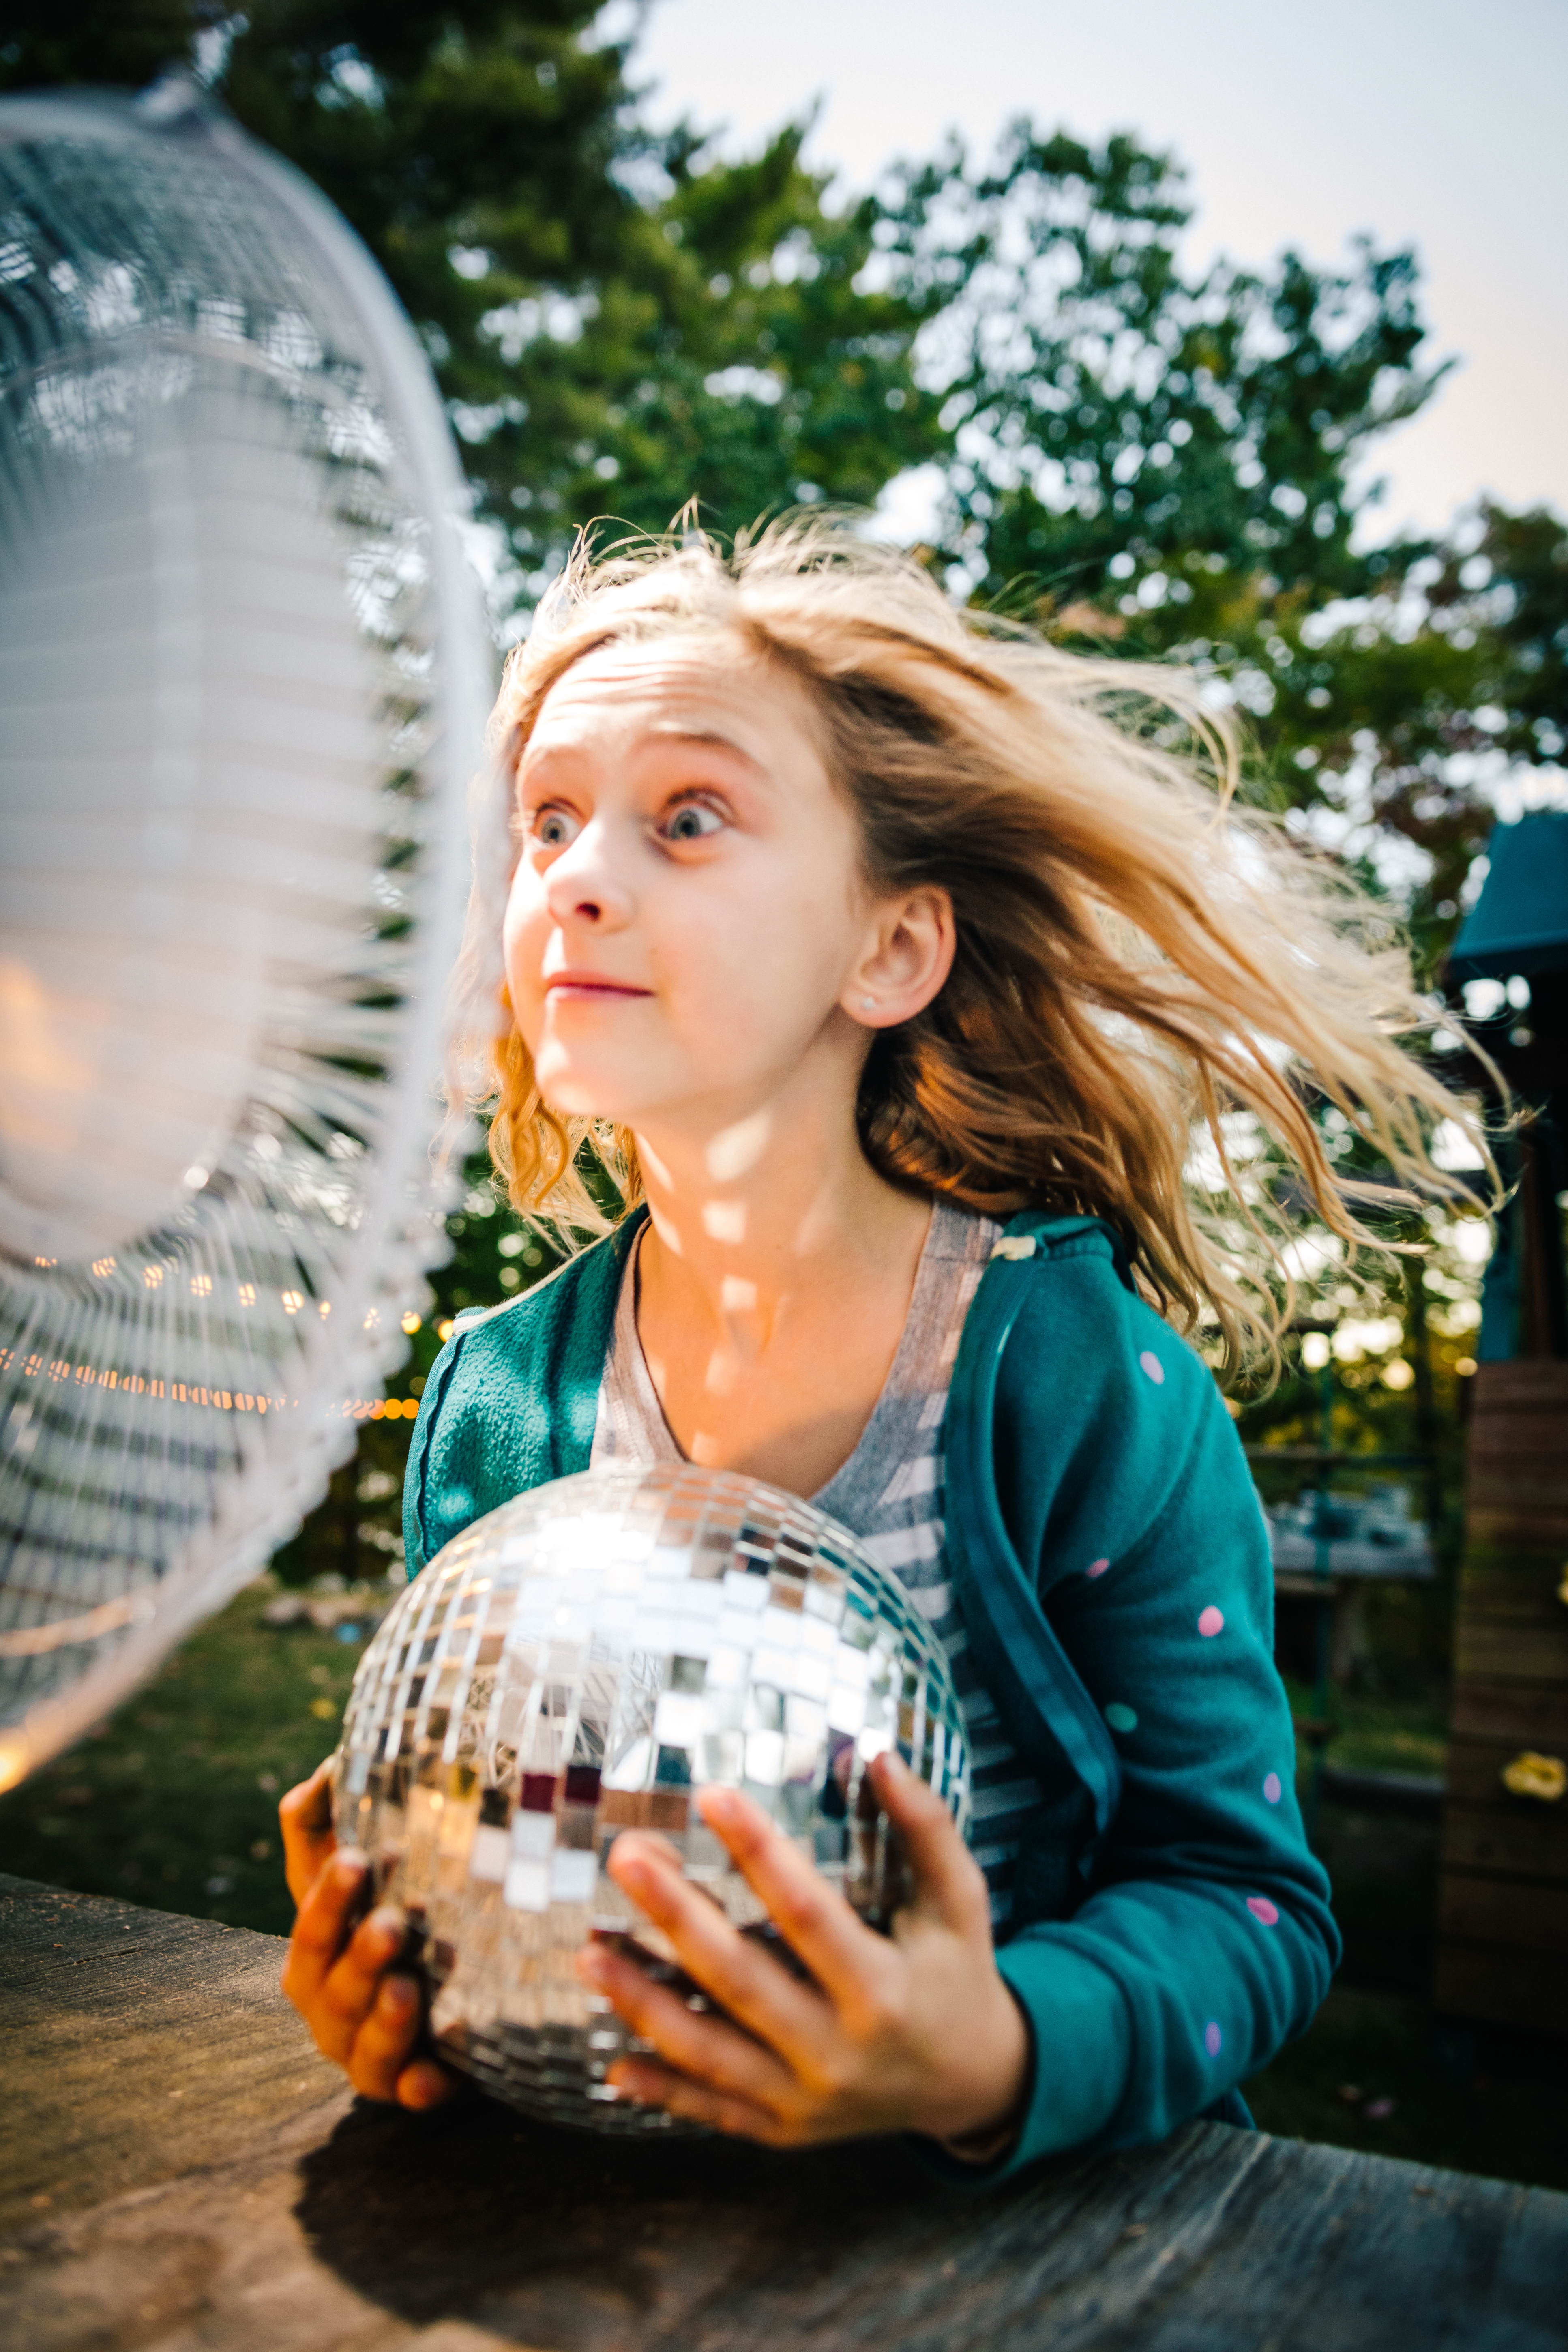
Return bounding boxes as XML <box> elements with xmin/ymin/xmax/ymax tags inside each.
<box><xmin>277</xmin><ymin>1760</ymin><xmax>456</xmax><ymax>2110</ymax></box>
<box><xmin>575</xmin><ymin>1749</ymin><xmax>1030</xmax><ymax>2150</ymax></box>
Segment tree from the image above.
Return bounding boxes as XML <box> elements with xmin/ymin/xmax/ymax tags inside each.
<box><xmin>870</xmin><ymin>123</ymin><xmax>1562</xmax><ymax>979</ymax></box>
<box><xmin>878</xmin><ymin>124</ymin><xmax>1440</xmax><ymax>610</ymax></box>
<box><xmin>10</xmin><ymin>6</ymin><xmax>1559</xmax><ymax>1577</ymax></box>
<box><xmin>4</xmin><ymin>4</ymin><xmax>946</xmax><ymax>616</ymax></box>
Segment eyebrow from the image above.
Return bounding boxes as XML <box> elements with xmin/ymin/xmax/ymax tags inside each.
<box><xmin>523</xmin><ymin>720</ymin><xmax>772</xmax><ymax>783</ymax></box>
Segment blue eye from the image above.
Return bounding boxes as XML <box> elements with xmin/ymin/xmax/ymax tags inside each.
<box><xmin>663</xmin><ymin>800</ymin><xmax>723</xmax><ymax>843</ymax></box>
<box><xmin>532</xmin><ymin>808</ymin><xmax>579</xmax><ymax>848</ymax></box>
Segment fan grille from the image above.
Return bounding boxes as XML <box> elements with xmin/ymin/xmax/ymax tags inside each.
<box><xmin>0</xmin><ymin>90</ymin><xmax>491</xmax><ymax>1779</ymax></box>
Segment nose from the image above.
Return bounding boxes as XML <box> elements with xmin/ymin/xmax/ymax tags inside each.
<box><xmin>543</xmin><ymin>820</ymin><xmax>634</xmax><ymax>930</ymax></box>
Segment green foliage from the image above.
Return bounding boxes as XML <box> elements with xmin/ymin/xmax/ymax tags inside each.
<box><xmin>880</xmin><ymin>124</ymin><xmax>1440</xmax><ymax>609</ymax></box>
<box><xmin>9</xmin><ymin>0</ymin><xmax>1560</xmax><ymax>1552</ymax></box>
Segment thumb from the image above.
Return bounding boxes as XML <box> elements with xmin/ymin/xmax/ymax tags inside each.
<box><xmin>870</xmin><ymin>1749</ymin><xmax>989</xmax><ymax>1936</ymax></box>
<box><xmin>280</xmin><ymin>1755</ymin><xmax>339</xmax><ymax>1908</ymax></box>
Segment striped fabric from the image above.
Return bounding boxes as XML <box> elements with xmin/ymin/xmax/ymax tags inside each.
<box><xmin>590</xmin><ymin>1200</ymin><xmax>1045</xmax><ymax>1933</ymax></box>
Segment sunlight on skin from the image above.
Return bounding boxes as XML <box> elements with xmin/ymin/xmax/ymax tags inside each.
<box><xmin>706</xmin><ymin>1107</ymin><xmax>773</xmax><ymax>1182</ymax></box>
<box><xmin>716</xmin><ymin>1274</ymin><xmax>760</xmax><ymax>1322</ymax></box>
<box><xmin>700</xmin><ymin>1197</ymin><xmax>746</xmax><ymax>1243</ymax></box>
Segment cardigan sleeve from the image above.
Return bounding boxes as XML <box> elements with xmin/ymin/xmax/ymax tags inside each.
<box><xmin>968</xmin><ymin>1261</ymin><xmax>1339</xmax><ymax>2176</ymax></box>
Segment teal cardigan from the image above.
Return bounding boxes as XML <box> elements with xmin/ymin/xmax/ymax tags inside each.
<box><xmin>405</xmin><ymin>1207</ymin><xmax>1338</xmax><ymax>2177</ymax></box>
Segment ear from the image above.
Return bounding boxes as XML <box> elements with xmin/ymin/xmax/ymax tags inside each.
<box><xmin>841</xmin><ymin>886</ymin><xmax>955</xmax><ymax>1029</ymax></box>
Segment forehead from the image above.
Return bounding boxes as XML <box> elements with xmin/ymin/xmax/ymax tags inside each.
<box><xmin>524</xmin><ymin>633</ymin><xmax>824</xmax><ymax>772</ymax></box>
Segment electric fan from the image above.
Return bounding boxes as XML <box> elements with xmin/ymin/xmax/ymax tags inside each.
<box><xmin>0</xmin><ymin>80</ymin><xmax>495</xmax><ymax>1788</ymax></box>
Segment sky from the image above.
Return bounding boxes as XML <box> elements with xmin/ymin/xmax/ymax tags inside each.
<box><xmin>628</xmin><ymin>0</ymin><xmax>1567</xmax><ymax>543</ymax></box>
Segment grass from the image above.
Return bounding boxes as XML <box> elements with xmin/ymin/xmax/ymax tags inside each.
<box><xmin>0</xmin><ymin>1582</ymin><xmax>366</xmax><ymax>1936</ymax></box>
<box><xmin>4</xmin><ymin>1586</ymin><xmax>1564</xmax><ymax>2195</ymax></box>
<box><xmin>1281</xmin><ymin>1674</ymin><xmax>1449</xmax><ymax>1781</ymax></box>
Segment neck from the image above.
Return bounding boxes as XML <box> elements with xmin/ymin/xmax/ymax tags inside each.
<box><xmin>630</xmin><ymin>1068</ymin><xmax>930</xmax><ymax>1361</ymax></box>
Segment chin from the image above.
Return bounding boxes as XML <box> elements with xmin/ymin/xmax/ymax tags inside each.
<box><xmin>532</xmin><ymin>1051</ymin><xmax>642</xmax><ymax>1124</ymax></box>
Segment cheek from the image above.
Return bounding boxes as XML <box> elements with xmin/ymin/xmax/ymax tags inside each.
<box><xmin>663</xmin><ymin>872</ymin><xmax>854</xmax><ymax>1035</ymax></box>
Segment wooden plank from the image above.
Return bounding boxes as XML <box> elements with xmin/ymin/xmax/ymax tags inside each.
<box><xmin>0</xmin><ymin>1876</ymin><xmax>347</xmax><ymax>2237</ymax></box>
<box><xmin>1458</xmin><ymin>1550</ymin><xmax>1568</xmax><ymax>1621</ymax></box>
<box><xmin>1466</xmin><ymin>1407</ymin><xmax>1568</xmax><ymax>1451</ymax></box>
<box><xmin>1465</xmin><ymin>1509</ymin><xmax>1568</xmax><ymax>1549</ymax></box>
<box><xmin>1433</xmin><ymin>1938</ymin><xmax>1568</xmax><ymax>2034</ymax></box>
<box><xmin>1469</xmin><ymin>1364</ymin><xmax>1568</xmax><ymax>1410</ymax></box>
<box><xmin>1451</xmin><ymin>1683</ymin><xmax>1568</xmax><ymax>1745</ymax></box>
<box><xmin>1454</xmin><ymin>1619</ymin><xmax>1568</xmax><ymax>1683</ymax></box>
<box><xmin>1438</xmin><ymin>1869</ymin><xmax>1568</xmax><ymax>1955</ymax></box>
<box><xmin>1439</xmin><ymin>1368</ymin><xmax>1568</xmax><ymax>2024</ymax></box>
<box><xmin>1441</xmin><ymin>1803</ymin><xmax>1568</xmax><ymax>1882</ymax></box>
<box><xmin>4</xmin><ymin>1875</ymin><xmax>1568</xmax><ymax>2352</ymax></box>
<box><xmin>1465</xmin><ymin>1489</ymin><xmax>1568</xmax><ymax>1532</ymax></box>
<box><xmin>1445</xmin><ymin>1734</ymin><xmax>1568</xmax><ymax>1818</ymax></box>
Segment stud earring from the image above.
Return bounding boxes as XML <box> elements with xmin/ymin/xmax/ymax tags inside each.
<box><xmin>859</xmin><ymin>995</ymin><xmax>876</xmax><ymax>1011</ymax></box>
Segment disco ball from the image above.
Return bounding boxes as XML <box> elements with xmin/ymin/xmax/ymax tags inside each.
<box><xmin>334</xmin><ymin>1462</ymin><xmax>971</xmax><ymax>2132</ymax></box>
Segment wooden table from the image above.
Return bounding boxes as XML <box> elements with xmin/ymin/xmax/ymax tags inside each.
<box><xmin>4</xmin><ymin>1871</ymin><xmax>1566</xmax><ymax>2351</ymax></box>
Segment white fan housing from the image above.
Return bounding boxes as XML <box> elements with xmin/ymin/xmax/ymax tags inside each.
<box><xmin>0</xmin><ymin>82</ymin><xmax>493</xmax><ymax>1785</ymax></box>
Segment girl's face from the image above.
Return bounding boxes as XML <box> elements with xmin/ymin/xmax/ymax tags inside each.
<box><xmin>504</xmin><ymin>635</ymin><xmax>894</xmax><ymax>1138</ymax></box>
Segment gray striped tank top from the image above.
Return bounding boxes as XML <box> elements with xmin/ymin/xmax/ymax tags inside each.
<box><xmin>589</xmin><ymin>1201</ymin><xmax>1044</xmax><ymax>1932</ymax></box>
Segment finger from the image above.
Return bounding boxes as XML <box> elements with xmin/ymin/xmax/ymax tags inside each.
<box><xmin>344</xmin><ymin>1971</ymin><xmax>425</xmax><ymax>2102</ymax></box>
<box><xmin>279</xmin><ymin>1848</ymin><xmax>370</xmax><ymax>2016</ymax></box>
<box><xmin>305</xmin><ymin>1903</ymin><xmax>410</xmax><ymax>2066</ymax></box>
<box><xmin>279</xmin><ymin>1759</ymin><xmax>338</xmax><ymax>1907</ymax></box>
<box><xmin>608</xmin><ymin>2056</ymin><xmax>794</xmax><ymax>2144</ymax></box>
<box><xmin>605</xmin><ymin>1830</ymin><xmax>832</xmax><ymax>2055</ymax></box>
<box><xmin>694</xmin><ymin>1785</ymin><xmax>890</xmax><ymax>2006</ymax></box>
<box><xmin>870</xmin><ymin>1751</ymin><xmax>991</xmax><ymax>1935</ymax></box>
<box><xmin>396</xmin><ymin>2059</ymin><xmax>459</xmax><ymax>2110</ymax></box>
<box><xmin>576</xmin><ymin>1937</ymin><xmax>795</xmax><ymax>2112</ymax></box>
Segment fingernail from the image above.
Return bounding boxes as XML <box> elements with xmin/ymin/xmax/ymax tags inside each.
<box><xmin>332</xmin><ymin>1851</ymin><xmax>366</xmax><ymax>1885</ymax></box>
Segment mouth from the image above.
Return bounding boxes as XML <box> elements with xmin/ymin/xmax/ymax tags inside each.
<box><xmin>544</xmin><ymin>972</ymin><xmax>653</xmax><ymax>1001</ymax></box>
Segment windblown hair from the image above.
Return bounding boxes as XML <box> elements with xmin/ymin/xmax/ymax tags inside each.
<box><xmin>459</xmin><ymin>516</ymin><xmax>1494</xmax><ymax>1380</ymax></box>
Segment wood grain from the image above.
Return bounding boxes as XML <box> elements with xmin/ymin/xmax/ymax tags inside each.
<box><xmin>1458</xmin><ymin>1546</ymin><xmax>1568</xmax><ymax>1622</ymax></box>
<box><xmin>1440</xmin><ymin>1362</ymin><xmax>1568</xmax><ymax>2024</ymax></box>
<box><xmin>4</xmin><ymin>1874</ymin><xmax>1567</xmax><ymax>2352</ymax></box>
<box><xmin>1455</xmin><ymin>1621</ymin><xmax>1568</xmax><ymax>1683</ymax></box>
<box><xmin>1438</xmin><ymin>1868</ymin><xmax>1568</xmax><ymax>1954</ymax></box>
<box><xmin>1442</xmin><ymin>1801</ymin><xmax>1568</xmax><ymax>1881</ymax></box>
<box><xmin>1451</xmin><ymin>1682</ymin><xmax>1568</xmax><ymax>1745</ymax></box>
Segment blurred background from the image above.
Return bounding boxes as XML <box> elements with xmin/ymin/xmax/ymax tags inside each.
<box><xmin>2</xmin><ymin>1</ymin><xmax>1564</xmax><ymax>2188</ymax></box>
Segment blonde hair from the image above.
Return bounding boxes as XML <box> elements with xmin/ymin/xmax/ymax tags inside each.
<box><xmin>459</xmin><ymin>516</ymin><xmax>1494</xmax><ymax>1380</ymax></box>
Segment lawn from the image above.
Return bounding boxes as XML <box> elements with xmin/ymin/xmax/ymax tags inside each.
<box><xmin>4</xmin><ymin>1581</ymin><xmax>1563</xmax><ymax>2195</ymax></box>
<box><xmin>0</xmin><ymin>1580</ymin><xmax>365</xmax><ymax>1938</ymax></box>
<box><xmin>1281</xmin><ymin>1672</ymin><xmax>1449</xmax><ymax>1781</ymax></box>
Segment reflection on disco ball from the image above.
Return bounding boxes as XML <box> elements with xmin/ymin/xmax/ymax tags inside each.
<box><xmin>334</xmin><ymin>1463</ymin><xmax>971</xmax><ymax>2133</ymax></box>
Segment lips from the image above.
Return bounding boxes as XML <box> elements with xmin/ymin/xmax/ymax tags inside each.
<box><xmin>544</xmin><ymin>972</ymin><xmax>652</xmax><ymax>999</ymax></box>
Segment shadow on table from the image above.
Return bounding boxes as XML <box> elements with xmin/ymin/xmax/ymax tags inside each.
<box><xmin>293</xmin><ymin>2088</ymin><xmax>944</xmax><ymax>2345</ymax></box>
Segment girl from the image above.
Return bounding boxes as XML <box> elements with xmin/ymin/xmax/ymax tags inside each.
<box><xmin>281</xmin><ymin>521</ymin><xmax>1480</xmax><ymax>2175</ymax></box>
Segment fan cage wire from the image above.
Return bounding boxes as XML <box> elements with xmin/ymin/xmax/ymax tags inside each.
<box><xmin>0</xmin><ymin>85</ymin><xmax>496</xmax><ymax>1787</ymax></box>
